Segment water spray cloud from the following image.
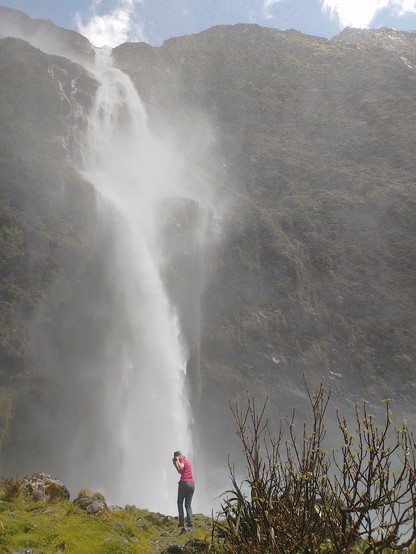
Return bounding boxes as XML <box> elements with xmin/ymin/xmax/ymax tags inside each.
<box><xmin>322</xmin><ymin>0</ymin><xmax>416</xmax><ymax>29</ymax></box>
<box><xmin>75</xmin><ymin>0</ymin><xmax>147</xmax><ymax>47</ymax></box>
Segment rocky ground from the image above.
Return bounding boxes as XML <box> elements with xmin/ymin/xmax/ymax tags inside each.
<box><xmin>0</xmin><ymin>473</ymin><xmax>216</xmax><ymax>553</ymax></box>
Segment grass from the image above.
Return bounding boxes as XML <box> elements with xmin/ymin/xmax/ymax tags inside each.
<box><xmin>0</xmin><ymin>484</ymin><xmax>213</xmax><ymax>554</ymax></box>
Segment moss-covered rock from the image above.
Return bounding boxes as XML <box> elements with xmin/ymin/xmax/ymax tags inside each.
<box><xmin>20</xmin><ymin>472</ymin><xmax>70</xmax><ymax>502</ymax></box>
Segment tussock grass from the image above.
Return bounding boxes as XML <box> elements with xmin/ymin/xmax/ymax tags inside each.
<box><xmin>0</xmin><ymin>482</ymin><xmax>212</xmax><ymax>553</ymax></box>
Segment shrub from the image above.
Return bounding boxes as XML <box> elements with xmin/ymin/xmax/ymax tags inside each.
<box><xmin>214</xmin><ymin>382</ymin><xmax>416</xmax><ymax>553</ymax></box>
<box><xmin>0</xmin><ymin>476</ymin><xmax>22</xmax><ymax>501</ymax></box>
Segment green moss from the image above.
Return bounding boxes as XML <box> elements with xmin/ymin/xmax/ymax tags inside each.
<box><xmin>0</xmin><ymin>491</ymin><xmax>213</xmax><ymax>553</ymax></box>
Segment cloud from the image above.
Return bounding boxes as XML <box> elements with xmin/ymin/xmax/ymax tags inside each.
<box><xmin>262</xmin><ymin>0</ymin><xmax>284</xmax><ymax>20</ymax></box>
<box><xmin>76</xmin><ymin>0</ymin><xmax>147</xmax><ymax>47</ymax></box>
<box><xmin>397</xmin><ymin>0</ymin><xmax>416</xmax><ymax>12</ymax></box>
<box><xmin>322</xmin><ymin>0</ymin><xmax>416</xmax><ymax>29</ymax></box>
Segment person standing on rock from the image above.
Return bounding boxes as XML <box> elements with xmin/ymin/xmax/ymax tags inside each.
<box><xmin>172</xmin><ymin>450</ymin><xmax>195</xmax><ymax>528</ymax></box>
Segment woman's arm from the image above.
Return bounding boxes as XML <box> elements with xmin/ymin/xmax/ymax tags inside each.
<box><xmin>173</xmin><ymin>457</ymin><xmax>185</xmax><ymax>475</ymax></box>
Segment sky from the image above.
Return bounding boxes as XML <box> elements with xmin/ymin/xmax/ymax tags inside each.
<box><xmin>1</xmin><ymin>0</ymin><xmax>416</xmax><ymax>47</ymax></box>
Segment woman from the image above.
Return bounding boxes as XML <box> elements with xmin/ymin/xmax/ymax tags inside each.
<box><xmin>172</xmin><ymin>450</ymin><xmax>195</xmax><ymax>528</ymax></box>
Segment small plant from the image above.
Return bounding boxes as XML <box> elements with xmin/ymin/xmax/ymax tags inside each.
<box><xmin>0</xmin><ymin>476</ymin><xmax>22</xmax><ymax>501</ymax></box>
<box><xmin>76</xmin><ymin>488</ymin><xmax>106</xmax><ymax>501</ymax></box>
<box><xmin>215</xmin><ymin>381</ymin><xmax>416</xmax><ymax>553</ymax></box>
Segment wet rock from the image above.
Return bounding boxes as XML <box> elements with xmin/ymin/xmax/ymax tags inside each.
<box><xmin>20</xmin><ymin>473</ymin><xmax>69</xmax><ymax>502</ymax></box>
<box><xmin>73</xmin><ymin>491</ymin><xmax>108</xmax><ymax>515</ymax></box>
<box><xmin>108</xmin><ymin>505</ymin><xmax>123</xmax><ymax>512</ymax></box>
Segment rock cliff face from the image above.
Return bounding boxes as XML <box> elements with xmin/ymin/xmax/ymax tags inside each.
<box><xmin>112</xmin><ymin>24</ymin><xmax>416</xmax><ymax>463</ymax></box>
<box><xmin>0</xmin><ymin>5</ymin><xmax>94</xmax><ymax>62</ymax></box>
<box><xmin>0</xmin><ymin>32</ymin><xmax>98</xmax><ymax>457</ymax></box>
<box><xmin>0</xmin><ymin>8</ymin><xmax>415</xmax><ymax>475</ymax></box>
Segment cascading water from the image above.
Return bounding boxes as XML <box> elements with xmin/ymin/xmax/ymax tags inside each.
<box><xmin>77</xmin><ymin>47</ymin><xmax>202</xmax><ymax>513</ymax></box>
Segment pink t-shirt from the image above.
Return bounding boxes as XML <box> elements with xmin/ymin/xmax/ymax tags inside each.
<box><xmin>180</xmin><ymin>458</ymin><xmax>194</xmax><ymax>482</ymax></box>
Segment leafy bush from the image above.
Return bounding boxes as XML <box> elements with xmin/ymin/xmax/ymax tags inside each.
<box><xmin>214</xmin><ymin>382</ymin><xmax>416</xmax><ymax>552</ymax></box>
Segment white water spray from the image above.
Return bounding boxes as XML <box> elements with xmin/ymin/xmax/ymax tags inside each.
<box><xmin>79</xmin><ymin>47</ymin><xmax>203</xmax><ymax>513</ymax></box>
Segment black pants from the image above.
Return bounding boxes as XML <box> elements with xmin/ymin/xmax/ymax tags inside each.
<box><xmin>177</xmin><ymin>480</ymin><xmax>195</xmax><ymax>527</ymax></box>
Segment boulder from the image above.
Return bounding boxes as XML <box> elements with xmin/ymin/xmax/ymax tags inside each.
<box><xmin>20</xmin><ymin>472</ymin><xmax>70</xmax><ymax>502</ymax></box>
<box><xmin>73</xmin><ymin>491</ymin><xmax>108</xmax><ymax>515</ymax></box>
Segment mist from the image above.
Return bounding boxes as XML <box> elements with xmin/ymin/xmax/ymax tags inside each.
<box><xmin>1</xmin><ymin>4</ymin><xmax>416</xmax><ymax>526</ymax></box>
<box><xmin>73</xmin><ymin>46</ymin><xmax>216</xmax><ymax>512</ymax></box>
<box><xmin>0</xmin><ymin>7</ymin><xmax>229</xmax><ymax>515</ymax></box>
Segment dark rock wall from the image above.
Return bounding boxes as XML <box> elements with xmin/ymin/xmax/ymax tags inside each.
<box><xmin>114</xmin><ymin>25</ymin><xmax>416</xmax><ymax>461</ymax></box>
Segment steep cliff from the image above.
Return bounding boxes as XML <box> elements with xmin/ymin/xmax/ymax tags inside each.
<box><xmin>112</xmin><ymin>25</ymin><xmax>416</xmax><ymax>463</ymax></box>
<box><xmin>0</xmin><ymin>8</ymin><xmax>415</xmax><ymax>478</ymax></box>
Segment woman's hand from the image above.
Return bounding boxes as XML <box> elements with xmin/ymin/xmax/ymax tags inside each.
<box><xmin>173</xmin><ymin>457</ymin><xmax>184</xmax><ymax>474</ymax></box>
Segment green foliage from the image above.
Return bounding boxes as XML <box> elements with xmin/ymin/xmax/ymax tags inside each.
<box><xmin>0</xmin><ymin>484</ymin><xmax>212</xmax><ymax>553</ymax></box>
<box><xmin>214</xmin><ymin>384</ymin><xmax>416</xmax><ymax>553</ymax></box>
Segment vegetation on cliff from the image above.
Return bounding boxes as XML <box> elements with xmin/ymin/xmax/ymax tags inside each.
<box><xmin>113</xmin><ymin>24</ymin><xmax>416</xmax><ymax>464</ymax></box>
<box><xmin>0</xmin><ymin>8</ymin><xmax>415</xmax><ymax>509</ymax></box>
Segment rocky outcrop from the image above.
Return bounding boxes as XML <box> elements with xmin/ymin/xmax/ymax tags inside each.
<box><xmin>20</xmin><ymin>473</ymin><xmax>70</xmax><ymax>502</ymax></box>
<box><xmin>73</xmin><ymin>490</ymin><xmax>108</xmax><ymax>516</ymax></box>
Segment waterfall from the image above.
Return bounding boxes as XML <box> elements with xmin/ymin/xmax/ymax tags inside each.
<box><xmin>77</xmin><ymin>47</ymin><xmax>197</xmax><ymax>513</ymax></box>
